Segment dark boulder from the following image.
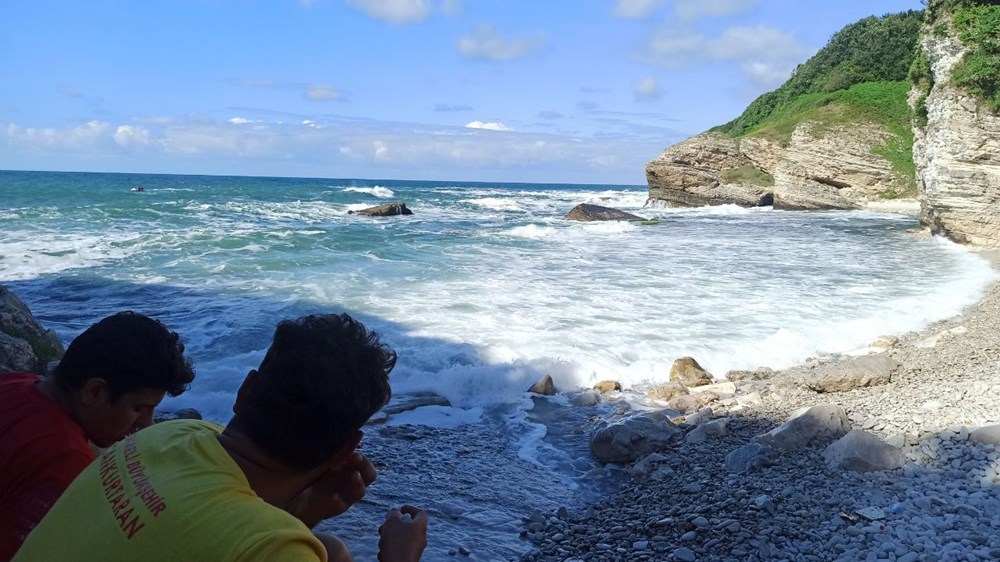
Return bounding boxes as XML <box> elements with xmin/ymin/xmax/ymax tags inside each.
<box><xmin>349</xmin><ymin>202</ymin><xmax>413</xmax><ymax>217</ymax></box>
<box><xmin>0</xmin><ymin>285</ymin><xmax>64</xmax><ymax>374</ymax></box>
<box><xmin>565</xmin><ymin>203</ymin><xmax>644</xmax><ymax>222</ymax></box>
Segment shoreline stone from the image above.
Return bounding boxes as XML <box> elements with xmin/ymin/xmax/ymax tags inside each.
<box><xmin>524</xmin><ymin>269</ymin><xmax>1000</xmax><ymax>562</ymax></box>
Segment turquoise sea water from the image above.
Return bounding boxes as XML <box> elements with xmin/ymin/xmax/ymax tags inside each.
<box><xmin>1</xmin><ymin>169</ymin><xmax>997</xmax><ymax>559</ymax></box>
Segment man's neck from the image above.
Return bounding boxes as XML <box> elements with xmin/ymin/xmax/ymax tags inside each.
<box><xmin>217</xmin><ymin>428</ymin><xmax>316</xmax><ymax>510</ymax></box>
<box><xmin>36</xmin><ymin>376</ymin><xmax>82</xmax><ymax>424</ymax></box>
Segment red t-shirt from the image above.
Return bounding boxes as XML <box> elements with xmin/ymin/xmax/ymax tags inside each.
<box><xmin>0</xmin><ymin>372</ymin><xmax>96</xmax><ymax>561</ymax></box>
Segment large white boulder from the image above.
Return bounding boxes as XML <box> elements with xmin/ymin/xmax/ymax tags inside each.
<box><xmin>824</xmin><ymin>429</ymin><xmax>904</xmax><ymax>472</ymax></box>
<box><xmin>755</xmin><ymin>404</ymin><xmax>850</xmax><ymax>451</ymax></box>
<box><xmin>589</xmin><ymin>411</ymin><xmax>683</xmax><ymax>464</ymax></box>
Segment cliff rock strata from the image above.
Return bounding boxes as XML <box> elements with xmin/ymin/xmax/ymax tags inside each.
<box><xmin>913</xmin><ymin>30</ymin><xmax>1000</xmax><ymax>246</ymax></box>
<box><xmin>646</xmin><ymin>124</ymin><xmax>904</xmax><ymax>211</ymax></box>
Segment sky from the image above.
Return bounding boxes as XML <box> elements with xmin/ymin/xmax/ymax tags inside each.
<box><xmin>1</xmin><ymin>0</ymin><xmax>923</xmax><ymax>185</ymax></box>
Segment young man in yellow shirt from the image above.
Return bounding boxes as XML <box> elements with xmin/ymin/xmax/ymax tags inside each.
<box><xmin>15</xmin><ymin>313</ymin><xmax>427</xmax><ymax>562</ymax></box>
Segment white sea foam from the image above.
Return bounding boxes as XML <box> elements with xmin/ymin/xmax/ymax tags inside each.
<box><xmin>464</xmin><ymin>197</ymin><xmax>525</xmax><ymax>212</ymax></box>
<box><xmin>343</xmin><ymin>186</ymin><xmax>395</xmax><ymax>198</ymax></box>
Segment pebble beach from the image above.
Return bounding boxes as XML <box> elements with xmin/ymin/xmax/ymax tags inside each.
<box><xmin>521</xmin><ymin>249</ymin><xmax>1000</xmax><ymax>562</ymax></box>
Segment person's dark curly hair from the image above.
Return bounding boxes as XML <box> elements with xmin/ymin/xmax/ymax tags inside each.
<box><xmin>51</xmin><ymin>311</ymin><xmax>195</xmax><ymax>399</ymax></box>
<box><xmin>231</xmin><ymin>313</ymin><xmax>395</xmax><ymax>470</ymax></box>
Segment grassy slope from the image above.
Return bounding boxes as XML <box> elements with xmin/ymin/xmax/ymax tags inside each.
<box><xmin>713</xmin><ymin>11</ymin><xmax>923</xmax><ymax>196</ymax></box>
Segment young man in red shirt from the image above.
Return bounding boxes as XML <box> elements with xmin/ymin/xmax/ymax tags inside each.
<box><xmin>0</xmin><ymin>311</ymin><xmax>195</xmax><ymax>561</ymax></box>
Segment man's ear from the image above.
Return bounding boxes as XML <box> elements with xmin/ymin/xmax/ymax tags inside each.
<box><xmin>79</xmin><ymin>378</ymin><xmax>110</xmax><ymax>406</ymax></box>
<box><xmin>232</xmin><ymin>369</ymin><xmax>259</xmax><ymax>415</ymax></box>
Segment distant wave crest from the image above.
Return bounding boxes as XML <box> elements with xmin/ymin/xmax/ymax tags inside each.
<box><xmin>343</xmin><ymin>186</ymin><xmax>395</xmax><ymax>198</ymax></box>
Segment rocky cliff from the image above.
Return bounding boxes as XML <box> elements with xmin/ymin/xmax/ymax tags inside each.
<box><xmin>913</xmin><ymin>20</ymin><xmax>1000</xmax><ymax>246</ymax></box>
<box><xmin>646</xmin><ymin>123</ymin><xmax>906</xmax><ymax>211</ymax></box>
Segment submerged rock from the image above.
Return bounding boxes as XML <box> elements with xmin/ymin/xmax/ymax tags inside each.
<box><xmin>528</xmin><ymin>375</ymin><xmax>557</xmax><ymax>396</ymax></box>
<box><xmin>593</xmin><ymin>380</ymin><xmax>622</xmax><ymax>393</ymax></box>
<box><xmin>564</xmin><ymin>203</ymin><xmax>643</xmax><ymax>222</ymax></box>
<box><xmin>349</xmin><ymin>202</ymin><xmax>413</xmax><ymax>217</ymax></box>
<box><xmin>382</xmin><ymin>392</ymin><xmax>451</xmax><ymax>415</ymax></box>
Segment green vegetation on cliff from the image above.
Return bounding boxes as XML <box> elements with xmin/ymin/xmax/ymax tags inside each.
<box><xmin>950</xmin><ymin>2</ymin><xmax>1000</xmax><ymax>112</ymax></box>
<box><xmin>913</xmin><ymin>1</ymin><xmax>1000</xmax><ymax>120</ymax></box>
<box><xmin>715</xmin><ymin>11</ymin><xmax>923</xmax><ymax>137</ymax></box>
<box><xmin>712</xmin><ymin>11</ymin><xmax>923</xmax><ymax>196</ymax></box>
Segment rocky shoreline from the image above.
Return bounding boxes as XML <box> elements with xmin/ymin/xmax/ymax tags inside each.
<box><xmin>521</xmin><ymin>250</ymin><xmax>1000</xmax><ymax>562</ymax></box>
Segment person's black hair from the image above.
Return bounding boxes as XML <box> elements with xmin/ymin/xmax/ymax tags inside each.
<box><xmin>51</xmin><ymin>311</ymin><xmax>195</xmax><ymax>399</ymax></box>
<box><xmin>232</xmin><ymin>313</ymin><xmax>395</xmax><ymax>470</ymax></box>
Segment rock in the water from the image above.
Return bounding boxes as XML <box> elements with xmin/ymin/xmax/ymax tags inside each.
<box><xmin>647</xmin><ymin>381</ymin><xmax>688</xmax><ymax>402</ymax></box>
<box><xmin>803</xmin><ymin>355</ymin><xmax>899</xmax><ymax>393</ymax></box>
<box><xmin>725</xmin><ymin>443</ymin><xmax>775</xmax><ymax>474</ymax></box>
<box><xmin>382</xmin><ymin>392</ymin><xmax>451</xmax><ymax>415</ymax></box>
<box><xmin>349</xmin><ymin>202</ymin><xmax>413</xmax><ymax>217</ymax></box>
<box><xmin>593</xmin><ymin>380</ymin><xmax>622</xmax><ymax>393</ymax></box>
<box><xmin>670</xmin><ymin>356</ymin><xmax>713</xmax><ymax>387</ymax></box>
<box><xmin>755</xmin><ymin>404</ymin><xmax>851</xmax><ymax>451</ymax></box>
<box><xmin>569</xmin><ymin>390</ymin><xmax>599</xmax><ymax>406</ymax></box>
<box><xmin>528</xmin><ymin>375</ymin><xmax>556</xmax><ymax>396</ymax></box>
<box><xmin>589</xmin><ymin>410</ymin><xmax>682</xmax><ymax>463</ymax></box>
<box><xmin>824</xmin><ymin>429</ymin><xmax>903</xmax><ymax>472</ymax></box>
<box><xmin>564</xmin><ymin>203</ymin><xmax>643</xmax><ymax>222</ymax></box>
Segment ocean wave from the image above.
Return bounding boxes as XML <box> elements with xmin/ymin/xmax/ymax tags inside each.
<box><xmin>343</xmin><ymin>186</ymin><xmax>395</xmax><ymax>198</ymax></box>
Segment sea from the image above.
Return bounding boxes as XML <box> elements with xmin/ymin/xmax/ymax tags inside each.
<box><xmin>1</xmin><ymin>169</ymin><xmax>997</xmax><ymax>560</ymax></box>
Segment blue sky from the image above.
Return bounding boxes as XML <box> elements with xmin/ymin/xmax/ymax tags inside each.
<box><xmin>1</xmin><ymin>0</ymin><xmax>922</xmax><ymax>184</ymax></box>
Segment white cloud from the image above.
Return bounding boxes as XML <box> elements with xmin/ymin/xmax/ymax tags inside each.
<box><xmin>674</xmin><ymin>0</ymin><xmax>758</xmax><ymax>20</ymax></box>
<box><xmin>457</xmin><ymin>25</ymin><xmax>546</xmax><ymax>62</ymax></box>
<box><xmin>440</xmin><ymin>0</ymin><xmax>462</xmax><ymax>17</ymax></box>
<box><xmin>640</xmin><ymin>25</ymin><xmax>811</xmax><ymax>88</ymax></box>
<box><xmin>238</xmin><ymin>78</ymin><xmax>276</xmax><ymax>87</ymax></box>
<box><xmin>613</xmin><ymin>0</ymin><xmax>668</xmax><ymax>19</ymax></box>
<box><xmin>228</xmin><ymin>117</ymin><xmax>256</xmax><ymax>125</ymax></box>
<box><xmin>4</xmin><ymin>121</ymin><xmax>112</xmax><ymax>149</ymax></box>
<box><xmin>465</xmin><ymin>120</ymin><xmax>511</xmax><ymax>131</ymax></box>
<box><xmin>113</xmin><ymin>125</ymin><xmax>152</xmax><ymax>147</ymax></box>
<box><xmin>633</xmin><ymin>76</ymin><xmax>661</xmax><ymax>100</ymax></box>
<box><xmin>0</xmin><ymin>115</ymin><xmax>682</xmax><ymax>183</ymax></box>
<box><xmin>306</xmin><ymin>85</ymin><xmax>340</xmax><ymax>101</ymax></box>
<box><xmin>344</xmin><ymin>0</ymin><xmax>429</xmax><ymax>24</ymax></box>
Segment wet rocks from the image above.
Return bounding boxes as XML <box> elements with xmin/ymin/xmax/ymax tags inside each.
<box><xmin>348</xmin><ymin>201</ymin><xmax>413</xmax><ymax>216</ymax></box>
<box><xmin>0</xmin><ymin>285</ymin><xmax>65</xmax><ymax>374</ymax></box>
<box><xmin>593</xmin><ymin>380</ymin><xmax>622</xmax><ymax>393</ymax></box>
<box><xmin>564</xmin><ymin>203</ymin><xmax>643</xmax><ymax>222</ymax></box>
<box><xmin>589</xmin><ymin>411</ymin><xmax>682</xmax><ymax>463</ymax></box>
<box><xmin>528</xmin><ymin>375</ymin><xmax>557</xmax><ymax>396</ymax></box>
<box><xmin>669</xmin><ymin>356</ymin><xmax>713</xmax><ymax>387</ymax></box>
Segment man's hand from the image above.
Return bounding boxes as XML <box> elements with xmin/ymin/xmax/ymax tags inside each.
<box><xmin>288</xmin><ymin>451</ymin><xmax>377</xmax><ymax>528</ymax></box>
<box><xmin>378</xmin><ymin>505</ymin><xmax>428</xmax><ymax>562</ymax></box>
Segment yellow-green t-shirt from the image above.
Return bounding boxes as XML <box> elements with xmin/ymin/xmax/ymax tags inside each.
<box><xmin>14</xmin><ymin>420</ymin><xmax>326</xmax><ymax>562</ymax></box>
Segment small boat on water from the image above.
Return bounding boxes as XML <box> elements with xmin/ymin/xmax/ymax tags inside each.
<box><xmin>130</xmin><ymin>185</ymin><xmax>145</xmax><ymax>192</ymax></box>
